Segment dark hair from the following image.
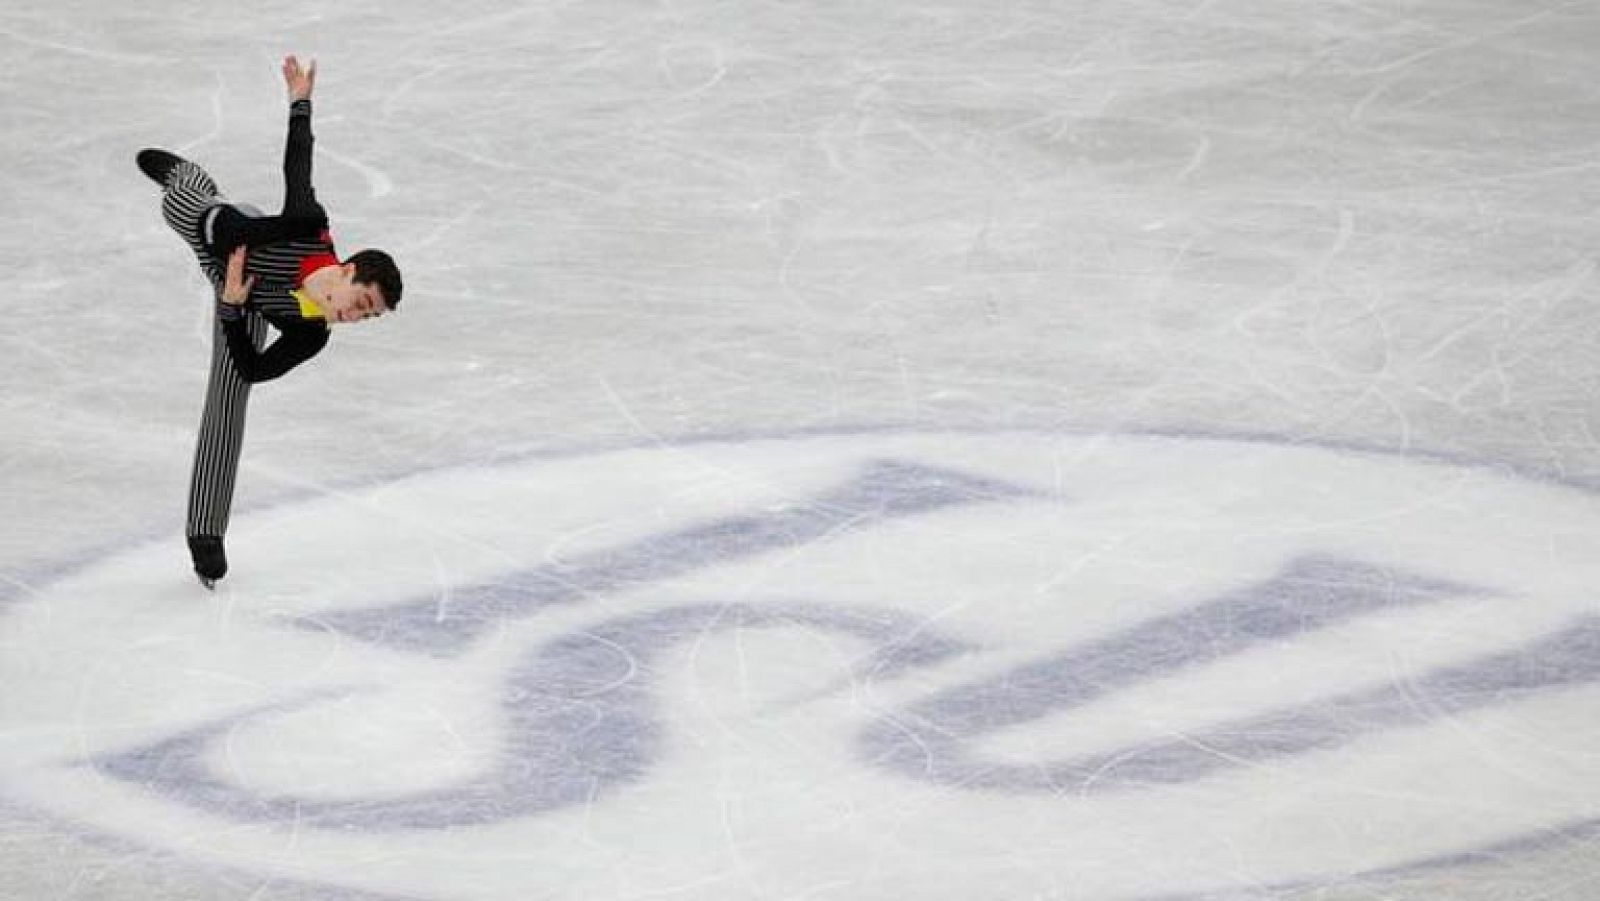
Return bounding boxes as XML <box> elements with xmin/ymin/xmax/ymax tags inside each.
<box><xmin>347</xmin><ymin>248</ymin><xmax>403</xmax><ymax>310</ymax></box>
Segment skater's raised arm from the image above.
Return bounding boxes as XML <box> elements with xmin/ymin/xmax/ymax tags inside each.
<box><xmin>202</xmin><ymin>56</ymin><xmax>327</xmax><ymax>255</ymax></box>
<box><xmin>280</xmin><ymin>55</ymin><xmax>322</xmax><ymax>218</ymax></box>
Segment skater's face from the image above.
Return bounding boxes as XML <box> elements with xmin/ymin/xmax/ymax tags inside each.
<box><xmin>322</xmin><ymin>264</ymin><xmax>388</xmax><ymax>324</ymax></box>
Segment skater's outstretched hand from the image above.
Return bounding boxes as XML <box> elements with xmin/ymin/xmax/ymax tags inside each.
<box><xmin>283</xmin><ymin>55</ymin><xmax>316</xmax><ymax>102</ymax></box>
<box><xmin>222</xmin><ymin>247</ymin><xmax>255</xmax><ymax>305</ymax></box>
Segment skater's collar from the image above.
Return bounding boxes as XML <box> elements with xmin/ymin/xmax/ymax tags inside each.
<box><xmin>290</xmin><ymin>288</ymin><xmax>325</xmax><ymax>320</ymax></box>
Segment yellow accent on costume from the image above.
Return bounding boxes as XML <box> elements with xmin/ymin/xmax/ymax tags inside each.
<box><xmin>291</xmin><ymin>289</ymin><xmax>326</xmax><ymax>320</ymax></box>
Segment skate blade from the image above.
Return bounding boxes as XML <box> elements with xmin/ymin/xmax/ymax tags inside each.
<box><xmin>197</xmin><ymin>576</ymin><xmax>217</xmax><ymax>591</ymax></box>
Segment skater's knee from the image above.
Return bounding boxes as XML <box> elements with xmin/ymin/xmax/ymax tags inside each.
<box><xmin>203</xmin><ymin>204</ymin><xmax>264</xmax><ymax>257</ymax></box>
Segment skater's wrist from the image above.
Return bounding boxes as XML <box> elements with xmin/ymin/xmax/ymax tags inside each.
<box><xmin>289</xmin><ymin>97</ymin><xmax>312</xmax><ymax>117</ymax></box>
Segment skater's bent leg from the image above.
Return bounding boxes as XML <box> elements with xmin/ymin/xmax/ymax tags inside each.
<box><xmin>161</xmin><ymin>160</ymin><xmax>225</xmax><ymax>282</ymax></box>
<box><xmin>186</xmin><ymin>311</ymin><xmax>267</xmax><ymax>538</ymax></box>
<box><xmin>203</xmin><ymin>204</ymin><xmax>259</xmax><ymax>258</ymax></box>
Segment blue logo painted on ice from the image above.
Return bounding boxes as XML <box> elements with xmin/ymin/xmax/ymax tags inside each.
<box><xmin>3</xmin><ymin>430</ymin><xmax>1599</xmax><ymax>900</ymax></box>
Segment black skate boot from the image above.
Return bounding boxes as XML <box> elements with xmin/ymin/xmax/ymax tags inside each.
<box><xmin>136</xmin><ymin>148</ymin><xmax>187</xmax><ymax>187</ymax></box>
<box><xmin>187</xmin><ymin>535</ymin><xmax>228</xmax><ymax>589</ymax></box>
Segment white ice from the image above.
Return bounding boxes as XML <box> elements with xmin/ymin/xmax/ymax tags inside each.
<box><xmin>3</xmin><ymin>1</ymin><xmax>1600</xmax><ymax>899</ymax></box>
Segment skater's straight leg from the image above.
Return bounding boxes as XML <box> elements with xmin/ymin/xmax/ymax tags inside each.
<box><xmin>159</xmin><ymin>156</ymin><xmax>257</xmax><ymax>540</ymax></box>
<box><xmin>186</xmin><ymin>311</ymin><xmax>267</xmax><ymax>539</ymax></box>
<box><xmin>155</xmin><ymin>155</ymin><xmax>274</xmax><ymax>579</ymax></box>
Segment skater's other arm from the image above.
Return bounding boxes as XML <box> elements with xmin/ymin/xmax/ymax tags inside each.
<box><xmin>281</xmin><ymin>55</ymin><xmax>323</xmax><ymax>219</ymax></box>
<box><xmin>218</xmin><ymin>247</ymin><xmax>329</xmax><ymax>383</ymax></box>
<box><xmin>221</xmin><ymin>316</ymin><xmax>328</xmax><ymax>383</ymax></box>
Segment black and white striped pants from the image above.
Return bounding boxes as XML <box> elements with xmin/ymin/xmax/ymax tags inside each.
<box><xmin>161</xmin><ymin>161</ymin><xmax>267</xmax><ymax>539</ymax></box>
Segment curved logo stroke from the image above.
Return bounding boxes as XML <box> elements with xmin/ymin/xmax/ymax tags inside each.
<box><xmin>3</xmin><ymin>430</ymin><xmax>1599</xmax><ymax>900</ymax></box>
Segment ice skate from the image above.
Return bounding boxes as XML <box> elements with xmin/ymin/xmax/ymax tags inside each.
<box><xmin>136</xmin><ymin>148</ymin><xmax>187</xmax><ymax>187</ymax></box>
<box><xmin>187</xmin><ymin>535</ymin><xmax>227</xmax><ymax>589</ymax></box>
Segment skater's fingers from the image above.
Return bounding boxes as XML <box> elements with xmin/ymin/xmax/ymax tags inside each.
<box><xmin>281</xmin><ymin>54</ymin><xmax>314</xmax><ymax>99</ymax></box>
<box><xmin>222</xmin><ymin>250</ymin><xmax>253</xmax><ymax>305</ymax></box>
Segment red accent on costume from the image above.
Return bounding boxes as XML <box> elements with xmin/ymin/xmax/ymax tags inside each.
<box><xmin>295</xmin><ymin>248</ymin><xmax>340</xmax><ymax>287</ymax></box>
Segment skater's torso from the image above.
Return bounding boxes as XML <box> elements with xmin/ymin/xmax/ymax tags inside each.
<box><xmin>206</xmin><ymin>219</ymin><xmax>337</xmax><ymax>383</ymax></box>
<box><xmin>196</xmin><ymin>95</ymin><xmax>343</xmax><ymax>381</ymax></box>
<box><xmin>235</xmin><ymin>230</ymin><xmax>341</xmax><ymax>326</ymax></box>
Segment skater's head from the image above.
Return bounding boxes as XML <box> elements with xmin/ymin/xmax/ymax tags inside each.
<box><xmin>319</xmin><ymin>249</ymin><xmax>403</xmax><ymax>324</ymax></box>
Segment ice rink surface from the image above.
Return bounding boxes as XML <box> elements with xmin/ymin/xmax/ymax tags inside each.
<box><xmin>3</xmin><ymin>0</ymin><xmax>1600</xmax><ymax>898</ymax></box>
